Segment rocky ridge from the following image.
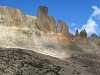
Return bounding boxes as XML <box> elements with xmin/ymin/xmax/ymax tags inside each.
<box><xmin>0</xmin><ymin>6</ymin><xmax>36</xmax><ymax>27</ymax></box>
<box><xmin>0</xmin><ymin>6</ymin><xmax>100</xmax><ymax>75</ymax></box>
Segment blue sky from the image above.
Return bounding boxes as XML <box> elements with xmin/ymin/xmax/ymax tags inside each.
<box><xmin>0</xmin><ymin>0</ymin><xmax>100</xmax><ymax>36</ymax></box>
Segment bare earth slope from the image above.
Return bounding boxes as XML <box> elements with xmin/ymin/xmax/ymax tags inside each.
<box><xmin>0</xmin><ymin>6</ymin><xmax>100</xmax><ymax>75</ymax></box>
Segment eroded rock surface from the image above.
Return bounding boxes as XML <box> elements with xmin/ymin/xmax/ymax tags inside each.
<box><xmin>57</xmin><ymin>20</ymin><xmax>69</xmax><ymax>35</ymax></box>
<box><xmin>37</xmin><ymin>6</ymin><xmax>48</xmax><ymax>18</ymax></box>
<box><xmin>0</xmin><ymin>6</ymin><xmax>100</xmax><ymax>75</ymax></box>
<box><xmin>35</xmin><ymin>6</ymin><xmax>57</xmax><ymax>32</ymax></box>
<box><xmin>0</xmin><ymin>6</ymin><xmax>36</xmax><ymax>27</ymax></box>
<box><xmin>80</xmin><ymin>29</ymin><xmax>87</xmax><ymax>38</ymax></box>
<box><xmin>75</xmin><ymin>29</ymin><xmax>80</xmax><ymax>36</ymax></box>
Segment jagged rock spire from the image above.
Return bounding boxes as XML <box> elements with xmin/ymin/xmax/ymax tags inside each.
<box><xmin>49</xmin><ymin>16</ymin><xmax>56</xmax><ymax>32</ymax></box>
<box><xmin>80</xmin><ymin>29</ymin><xmax>87</xmax><ymax>38</ymax></box>
<box><xmin>75</xmin><ymin>29</ymin><xmax>80</xmax><ymax>36</ymax></box>
<box><xmin>36</xmin><ymin>6</ymin><xmax>69</xmax><ymax>35</ymax></box>
<box><xmin>57</xmin><ymin>20</ymin><xmax>69</xmax><ymax>35</ymax></box>
<box><xmin>57</xmin><ymin>20</ymin><xmax>63</xmax><ymax>33</ymax></box>
<box><xmin>37</xmin><ymin>6</ymin><xmax>48</xmax><ymax>18</ymax></box>
<box><xmin>35</xmin><ymin>6</ymin><xmax>56</xmax><ymax>32</ymax></box>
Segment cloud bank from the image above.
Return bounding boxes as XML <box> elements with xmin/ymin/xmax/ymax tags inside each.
<box><xmin>91</xmin><ymin>6</ymin><xmax>100</xmax><ymax>19</ymax></box>
<box><xmin>82</xmin><ymin>18</ymin><xmax>98</xmax><ymax>35</ymax></box>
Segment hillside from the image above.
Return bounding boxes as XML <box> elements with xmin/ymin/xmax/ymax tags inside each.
<box><xmin>0</xmin><ymin>6</ymin><xmax>100</xmax><ymax>75</ymax></box>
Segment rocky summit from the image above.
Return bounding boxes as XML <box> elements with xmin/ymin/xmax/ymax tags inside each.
<box><xmin>0</xmin><ymin>6</ymin><xmax>100</xmax><ymax>75</ymax></box>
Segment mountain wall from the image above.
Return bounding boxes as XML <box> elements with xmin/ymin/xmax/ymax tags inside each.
<box><xmin>0</xmin><ymin>6</ymin><xmax>100</xmax><ymax>75</ymax></box>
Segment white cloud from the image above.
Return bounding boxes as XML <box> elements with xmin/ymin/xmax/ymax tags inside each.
<box><xmin>69</xmin><ymin>6</ymin><xmax>100</xmax><ymax>36</ymax></box>
<box><xmin>91</xmin><ymin>6</ymin><xmax>100</xmax><ymax>19</ymax></box>
<box><xmin>82</xmin><ymin>18</ymin><xmax>98</xmax><ymax>35</ymax></box>
<box><xmin>70</xmin><ymin>23</ymin><xmax>76</xmax><ymax>26</ymax></box>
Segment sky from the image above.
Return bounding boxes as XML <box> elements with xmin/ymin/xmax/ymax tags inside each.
<box><xmin>0</xmin><ymin>0</ymin><xmax>100</xmax><ymax>37</ymax></box>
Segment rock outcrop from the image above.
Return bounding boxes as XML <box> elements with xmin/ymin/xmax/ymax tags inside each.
<box><xmin>35</xmin><ymin>6</ymin><xmax>57</xmax><ymax>32</ymax></box>
<box><xmin>0</xmin><ymin>6</ymin><xmax>100</xmax><ymax>75</ymax></box>
<box><xmin>0</xmin><ymin>6</ymin><xmax>69</xmax><ymax>35</ymax></box>
<box><xmin>75</xmin><ymin>29</ymin><xmax>80</xmax><ymax>36</ymax></box>
<box><xmin>57</xmin><ymin>20</ymin><xmax>63</xmax><ymax>33</ymax></box>
<box><xmin>91</xmin><ymin>33</ymin><xmax>98</xmax><ymax>38</ymax></box>
<box><xmin>80</xmin><ymin>29</ymin><xmax>87</xmax><ymax>38</ymax></box>
<box><xmin>57</xmin><ymin>20</ymin><xmax>69</xmax><ymax>35</ymax></box>
<box><xmin>49</xmin><ymin>16</ymin><xmax>56</xmax><ymax>32</ymax></box>
<box><xmin>0</xmin><ymin>6</ymin><xmax>27</xmax><ymax>21</ymax></box>
<box><xmin>37</xmin><ymin>6</ymin><xmax>48</xmax><ymax>18</ymax></box>
<box><xmin>36</xmin><ymin>6</ymin><xmax>69</xmax><ymax>35</ymax></box>
<box><xmin>0</xmin><ymin>6</ymin><xmax>36</xmax><ymax>27</ymax></box>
